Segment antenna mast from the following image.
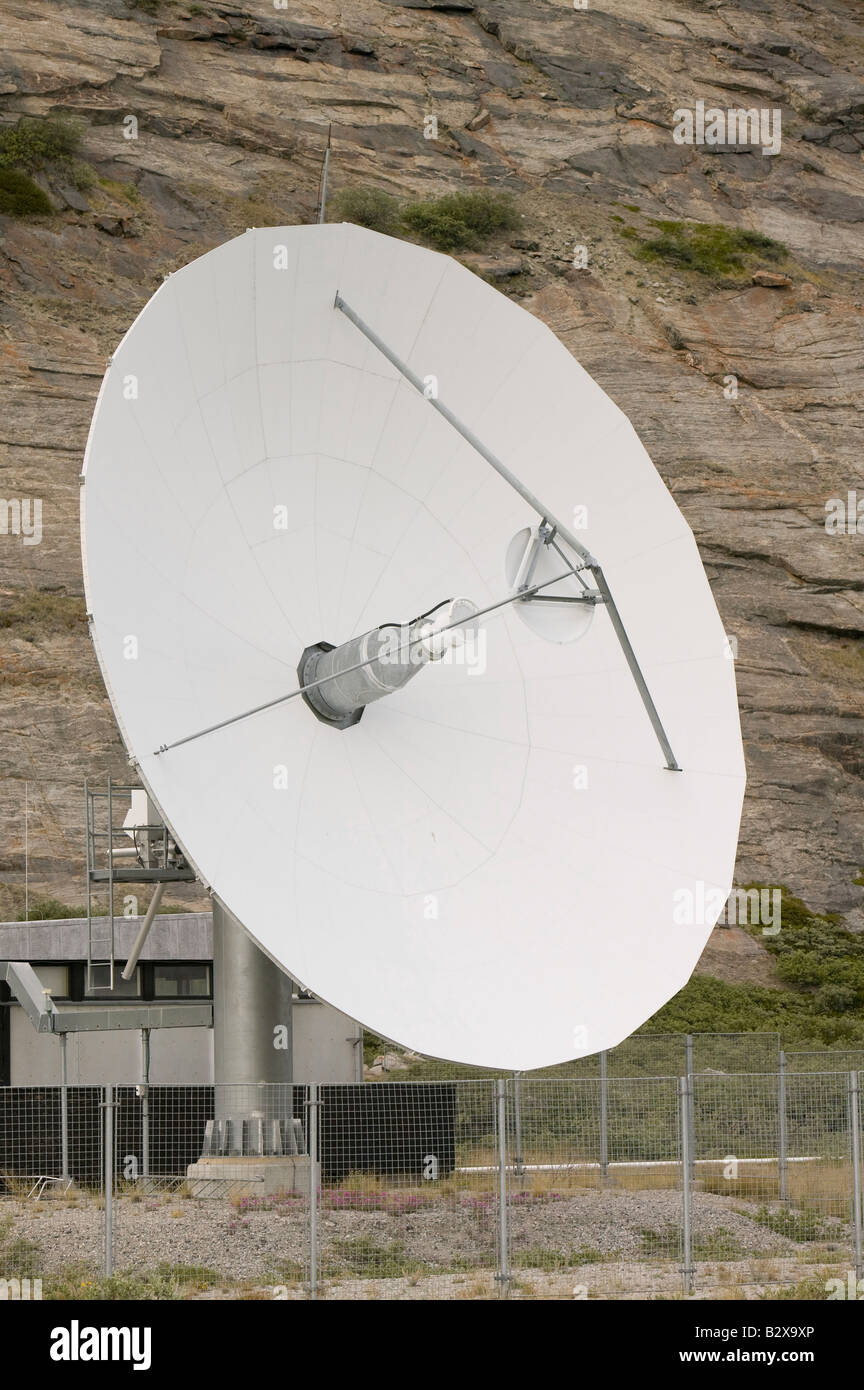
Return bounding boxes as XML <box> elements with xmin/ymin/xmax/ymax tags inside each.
<box><xmin>317</xmin><ymin>123</ymin><xmax>332</xmax><ymax>225</ymax></box>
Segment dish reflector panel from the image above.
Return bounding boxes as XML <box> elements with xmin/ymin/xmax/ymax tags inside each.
<box><xmin>81</xmin><ymin>224</ymin><xmax>745</xmax><ymax>1070</ymax></box>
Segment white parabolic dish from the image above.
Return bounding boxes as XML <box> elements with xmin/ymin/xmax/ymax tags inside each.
<box><xmin>81</xmin><ymin>223</ymin><xmax>746</xmax><ymax>1071</ymax></box>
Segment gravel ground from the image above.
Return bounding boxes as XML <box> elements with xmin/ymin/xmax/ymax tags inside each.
<box><xmin>1</xmin><ymin>1187</ymin><xmax>851</xmax><ymax>1298</ymax></box>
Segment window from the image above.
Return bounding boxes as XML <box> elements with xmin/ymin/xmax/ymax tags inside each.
<box><xmin>34</xmin><ymin>966</ymin><xmax>69</xmax><ymax>999</ymax></box>
<box><xmin>85</xmin><ymin>964</ymin><xmax>140</xmax><ymax>997</ymax></box>
<box><xmin>153</xmin><ymin>964</ymin><xmax>211</xmax><ymax>998</ymax></box>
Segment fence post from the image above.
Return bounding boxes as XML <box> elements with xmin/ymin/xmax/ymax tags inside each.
<box><xmin>103</xmin><ymin>1083</ymin><xmax>114</xmax><ymax>1278</ymax></box>
<box><xmin>496</xmin><ymin>1078</ymin><xmax>510</xmax><ymax>1297</ymax></box>
<box><xmin>685</xmin><ymin>1033</ymin><xmax>695</xmax><ymax>1179</ymax></box>
<box><xmin>513</xmin><ymin>1071</ymin><xmax>524</xmax><ymax>1176</ymax></box>
<box><xmin>599</xmin><ymin>1050</ymin><xmax>609</xmax><ymax>1180</ymax></box>
<box><xmin>59</xmin><ymin>1034</ymin><xmax>69</xmax><ymax>1181</ymax></box>
<box><xmin>140</xmin><ymin>1028</ymin><xmax>150</xmax><ymax>1180</ymax></box>
<box><xmin>850</xmin><ymin>1072</ymin><xmax>863</xmax><ymax>1285</ymax></box>
<box><xmin>778</xmin><ymin>1049</ymin><xmax>788</xmax><ymax>1202</ymax></box>
<box><xmin>679</xmin><ymin>1075</ymin><xmax>694</xmax><ymax>1294</ymax></box>
<box><xmin>308</xmin><ymin>1084</ymin><xmax>319</xmax><ymax>1300</ymax></box>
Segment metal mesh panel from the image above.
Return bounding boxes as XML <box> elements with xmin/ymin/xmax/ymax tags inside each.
<box><xmin>312</xmin><ymin>1080</ymin><xmax>499</xmax><ymax>1299</ymax></box>
<box><xmin>688</xmin><ymin>1071</ymin><xmax>859</xmax><ymax>1294</ymax></box>
<box><xmin>1</xmin><ymin>1062</ymin><xmax>861</xmax><ymax>1298</ymax></box>
<box><xmin>106</xmin><ymin>1083</ymin><xmax>311</xmax><ymax>1296</ymax></box>
<box><xmin>0</xmin><ymin>1084</ymin><xmax>103</xmax><ymax>1297</ymax></box>
<box><xmin>505</xmin><ymin>1077</ymin><xmax>682</xmax><ymax>1298</ymax></box>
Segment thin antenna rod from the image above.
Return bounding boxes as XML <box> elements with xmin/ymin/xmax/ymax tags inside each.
<box><xmin>24</xmin><ymin>780</ymin><xmax>29</xmax><ymax>924</ymax></box>
<box><xmin>333</xmin><ymin>292</ymin><xmax>681</xmax><ymax>773</ymax></box>
<box><xmin>317</xmin><ymin>123</ymin><xmax>332</xmax><ymax>225</ymax></box>
<box><xmin>153</xmin><ymin>569</ymin><xmax>580</xmax><ymax>756</ymax></box>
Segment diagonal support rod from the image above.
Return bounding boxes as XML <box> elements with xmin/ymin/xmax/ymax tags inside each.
<box><xmin>334</xmin><ymin>292</ymin><xmax>681</xmax><ymax>771</ymax></box>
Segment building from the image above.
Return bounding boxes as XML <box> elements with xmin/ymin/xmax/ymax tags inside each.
<box><xmin>0</xmin><ymin>912</ymin><xmax>363</xmax><ymax>1087</ymax></box>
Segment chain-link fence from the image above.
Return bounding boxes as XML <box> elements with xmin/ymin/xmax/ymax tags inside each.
<box><xmin>2</xmin><ymin>1069</ymin><xmax>862</xmax><ymax>1299</ymax></box>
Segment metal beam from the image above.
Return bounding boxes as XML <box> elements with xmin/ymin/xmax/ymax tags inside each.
<box><xmin>334</xmin><ymin>292</ymin><xmax>681</xmax><ymax>772</ymax></box>
<box><xmin>49</xmin><ymin>1003</ymin><xmax>212</xmax><ymax>1034</ymax></box>
<box><xmin>0</xmin><ymin>964</ymin><xmax>212</xmax><ymax>1033</ymax></box>
<box><xmin>2</xmin><ymin>961</ymin><xmax>56</xmax><ymax>1033</ymax></box>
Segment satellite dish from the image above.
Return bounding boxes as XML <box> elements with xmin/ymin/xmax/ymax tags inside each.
<box><xmin>81</xmin><ymin>223</ymin><xmax>745</xmax><ymax>1071</ymax></box>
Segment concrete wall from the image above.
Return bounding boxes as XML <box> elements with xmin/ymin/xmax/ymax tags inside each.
<box><xmin>3</xmin><ymin>951</ymin><xmax>362</xmax><ymax>1086</ymax></box>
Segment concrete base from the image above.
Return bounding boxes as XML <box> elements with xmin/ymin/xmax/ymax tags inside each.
<box><xmin>186</xmin><ymin>1154</ymin><xmax>310</xmax><ymax>1197</ymax></box>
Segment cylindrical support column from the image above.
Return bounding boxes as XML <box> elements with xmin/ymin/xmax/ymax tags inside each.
<box><xmin>59</xmin><ymin>1033</ymin><xmax>69</xmax><ymax>1181</ymax></box>
<box><xmin>141</xmin><ymin>1028</ymin><xmax>151</xmax><ymax>1179</ymax></box>
<box><xmin>778</xmin><ymin>1049</ymin><xmax>788</xmax><ymax>1202</ymax></box>
<box><xmin>103</xmin><ymin>1083</ymin><xmax>114</xmax><ymax>1278</ymax></box>
<box><xmin>496</xmin><ymin>1079</ymin><xmax>510</xmax><ymax>1296</ymax></box>
<box><xmin>850</xmin><ymin>1072</ymin><xmax>863</xmax><ymax>1285</ymax></box>
<box><xmin>212</xmin><ymin>899</ymin><xmax>293</xmax><ymax>1149</ymax></box>
<box><xmin>599</xmin><ymin>1050</ymin><xmax>609</xmax><ymax>1180</ymax></box>
<box><xmin>679</xmin><ymin>1075</ymin><xmax>694</xmax><ymax>1295</ymax></box>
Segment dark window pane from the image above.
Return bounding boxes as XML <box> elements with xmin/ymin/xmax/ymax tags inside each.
<box><xmin>86</xmin><ymin>964</ymin><xmax>140</xmax><ymax>997</ymax></box>
<box><xmin>153</xmin><ymin>964</ymin><xmax>211</xmax><ymax>998</ymax></box>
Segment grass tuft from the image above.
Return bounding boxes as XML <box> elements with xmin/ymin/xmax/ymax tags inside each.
<box><xmin>633</xmin><ymin>220</ymin><xmax>787</xmax><ymax>278</ymax></box>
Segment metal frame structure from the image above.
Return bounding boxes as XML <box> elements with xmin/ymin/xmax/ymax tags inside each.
<box><xmin>334</xmin><ymin>292</ymin><xmax>681</xmax><ymax>773</ymax></box>
<box><xmin>84</xmin><ymin>777</ymin><xmax>196</xmax><ymax>990</ymax></box>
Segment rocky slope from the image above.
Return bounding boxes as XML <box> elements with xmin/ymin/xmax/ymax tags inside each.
<box><xmin>0</xmin><ymin>0</ymin><xmax>862</xmax><ymax>947</ymax></box>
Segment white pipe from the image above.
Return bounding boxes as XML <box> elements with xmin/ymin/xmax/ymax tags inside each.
<box><xmin>121</xmin><ymin>882</ymin><xmax>164</xmax><ymax>979</ymax></box>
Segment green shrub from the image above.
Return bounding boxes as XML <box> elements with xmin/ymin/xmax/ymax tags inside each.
<box><xmin>0</xmin><ymin>115</ymin><xmax>94</xmax><ymax>208</ymax></box>
<box><xmin>323</xmin><ymin>1236</ymin><xmax>426</xmax><ymax>1279</ymax></box>
<box><xmin>752</xmin><ymin>1205</ymin><xmax>826</xmax><ymax>1243</ymax></box>
<box><xmin>760</xmin><ymin>1275</ymin><xmax>833</xmax><ymax>1300</ymax></box>
<box><xmin>18</xmin><ymin>897</ymin><xmax>86</xmax><ymax>922</ymax></box>
<box><xmin>401</xmin><ymin>190</ymin><xmax>519</xmax><ymax>251</ymax></box>
<box><xmin>14</xmin><ymin>894</ymin><xmax>188</xmax><ymax>923</ymax></box>
<box><xmin>329</xmin><ymin>186</ymin><xmax>401</xmax><ymax>235</ymax></box>
<box><xmin>0</xmin><ymin>168</ymin><xmax>52</xmax><ymax>217</ymax></box>
<box><xmin>330</xmin><ymin>186</ymin><xmax>521</xmax><ymax>253</ymax></box>
<box><xmin>0</xmin><ymin>116</ymin><xmax>83</xmax><ymax>172</ymax></box>
<box><xmin>633</xmin><ymin>220</ymin><xmax>787</xmax><ymax>278</ymax></box>
<box><xmin>2</xmin><ymin>1236</ymin><xmax>41</xmax><ymax>1278</ymax></box>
